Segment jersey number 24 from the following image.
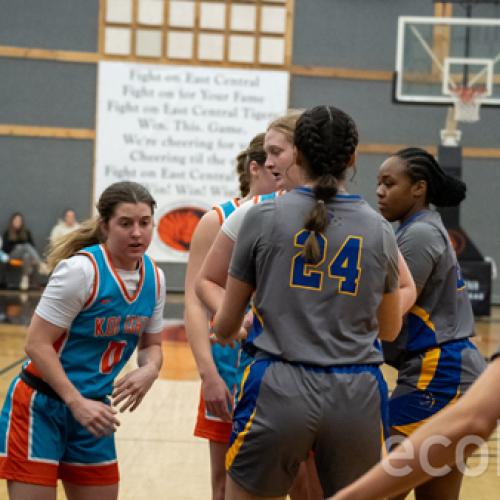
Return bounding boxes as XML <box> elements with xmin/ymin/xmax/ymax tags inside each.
<box><xmin>289</xmin><ymin>230</ymin><xmax>362</xmax><ymax>295</ymax></box>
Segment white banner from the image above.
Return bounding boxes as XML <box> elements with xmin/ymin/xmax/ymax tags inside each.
<box><xmin>95</xmin><ymin>61</ymin><xmax>289</xmax><ymax>262</ymax></box>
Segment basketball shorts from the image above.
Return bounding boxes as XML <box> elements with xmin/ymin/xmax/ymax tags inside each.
<box><xmin>226</xmin><ymin>357</ymin><xmax>389</xmax><ymax>497</ymax></box>
<box><xmin>0</xmin><ymin>377</ymin><xmax>118</xmax><ymax>487</ymax></box>
<box><xmin>194</xmin><ymin>343</ymin><xmax>253</xmax><ymax>443</ymax></box>
<box><xmin>389</xmin><ymin>338</ymin><xmax>487</xmax><ymax>436</ymax></box>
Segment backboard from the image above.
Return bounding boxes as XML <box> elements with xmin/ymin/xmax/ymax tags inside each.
<box><xmin>394</xmin><ymin>16</ymin><xmax>500</xmax><ymax>105</ymax></box>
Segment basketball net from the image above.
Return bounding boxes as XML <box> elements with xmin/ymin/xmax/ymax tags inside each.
<box><xmin>450</xmin><ymin>86</ymin><xmax>486</xmax><ymax>123</ymax></box>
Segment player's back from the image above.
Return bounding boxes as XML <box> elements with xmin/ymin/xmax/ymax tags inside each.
<box><xmin>234</xmin><ymin>187</ymin><xmax>398</xmax><ymax>366</ymax></box>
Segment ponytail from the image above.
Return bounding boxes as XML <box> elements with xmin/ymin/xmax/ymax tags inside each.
<box><xmin>295</xmin><ymin>105</ymin><xmax>358</xmax><ymax>263</ymax></box>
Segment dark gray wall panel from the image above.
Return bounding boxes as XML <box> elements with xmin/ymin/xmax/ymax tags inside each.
<box><xmin>0</xmin><ymin>0</ymin><xmax>99</xmax><ymax>52</ymax></box>
<box><xmin>290</xmin><ymin>76</ymin><xmax>500</xmax><ymax>147</ymax></box>
<box><xmin>293</xmin><ymin>0</ymin><xmax>434</xmax><ymax>68</ymax></box>
<box><xmin>0</xmin><ymin>137</ymin><xmax>93</xmax><ymax>255</ymax></box>
<box><xmin>461</xmin><ymin>157</ymin><xmax>500</xmax><ymax>303</ymax></box>
<box><xmin>161</xmin><ymin>263</ymin><xmax>187</xmax><ymax>293</ymax></box>
<box><xmin>0</xmin><ymin>59</ymin><xmax>97</xmax><ymax>128</ymax></box>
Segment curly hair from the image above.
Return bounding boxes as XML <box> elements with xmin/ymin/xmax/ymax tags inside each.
<box><xmin>392</xmin><ymin>147</ymin><xmax>466</xmax><ymax>207</ymax></box>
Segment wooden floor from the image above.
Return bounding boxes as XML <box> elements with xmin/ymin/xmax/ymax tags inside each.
<box><xmin>0</xmin><ymin>290</ymin><xmax>499</xmax><ymax>499</ymax></box>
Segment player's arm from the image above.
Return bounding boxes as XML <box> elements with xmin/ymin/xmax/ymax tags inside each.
<box><xmin>184</xmin><ymin>210</ymin><xmax>232</xmax><ymax>421</ymax></box>
<box><xmin>397</xmin><ymin>249</ymin><xmax>417</xmax><ymax>313</ymax></box>
<box><xmin>213</xmin><ymin>205</ymin><xmax>259</xmax><ymax>343</ymax></box>
<box><xmin>398</xmin><ymin>222</ymin><xmax>444</xmax><ymax>300</ymax></box>
<box><xmin>195</xmin><ymin>203</ymin><xmax>249</xmax><ymax>315</ymax></box>
<box><xmin>25</xmin><ymin>314</ymin><xmax>120</xmax><ymax>437</ymax></box>
<box><xmin>377</xmin><ymin>221</ymin><xmax>406</xmax><ymax>341</ymax></box>
<box><xmin>113</xmin><ymin>267</ymin><xmax>166</xmax><ymax>412</ymax></box>
<box><xmin>377</xmin><ymin>290</ymin><xmax>402</xmax><ymax>341</ymax></box>
<box><xmin>329</xmin><ymin>356</ymin><xmax>500</xmax><ymax>500</ymax></box>
<box><xmin>195</xmin><ymin>229</ymin><xmax>235</xmax><ymax>315</ymax></box>
<box><xmin>214</xmin><ymin>275</ymin><xmax>254</xmax><ymax>343</ymax></box>
<box><xmin>112</xmin><ymin>331</ymin><xmax>163</xmax><ymax>412</ymax></box>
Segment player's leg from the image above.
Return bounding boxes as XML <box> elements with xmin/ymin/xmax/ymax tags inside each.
<box><xmin>0</xmin><ymin>379</ymin><xmax>63</xmax><ymax>497</ymax></box>
<box><xmin>62</xmin><ymin>482</ymin><xmax>118</xmax><ymax>500</ymax></box>
<box><xmin>59</xmin><ymin>410</ymin><xmax>119</xmax><ymax>500</ymax></box>
<box><xmin>7</xmin><ymin>481</ymin><xmax>56</xmax><ymax>500</ymax></box>
<box><xmin>414</xmin><ymin>466</ymin><xmax>463</xmax><ymax>500</ymax></box>
<box><xmin>387</xmin><ymin>429</ymin><xmax>411</xmax><ymax>500</ymax></box>
<box><xmin>196</xmin><ymin>344</ymin><xmax>240</xmax><ymax>500</ymax></box>
<box><xmin>225</xmin><ymin>476</ymin><xmax>285</xmax><ymax>500</ymax></box>
<box><xmin>288</xmin><ymin>456</ymin><xmax>323</xmax><ymax>500</ymax></box>
<box><xmin>227</xmin><ymin>359</ymin><xmax>315</xmax><ymax>498</ymax></box>
<box><xmin>316</xmin><ymin>366</ymin><xmax>389</xmax><ymax>497</ymax></box>
<box><xmin>210</xmin><ymin>440</ymin><xmax>228</xmax><ymax>500</ymax></box>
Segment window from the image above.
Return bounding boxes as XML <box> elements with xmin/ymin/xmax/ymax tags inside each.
<box><xmin>101</xmin><ymin>0</ymin><xmax>293</xmax><ymax>67</ymax></box>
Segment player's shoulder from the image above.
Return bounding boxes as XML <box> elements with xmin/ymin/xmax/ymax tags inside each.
<box><xmin>403</xmin><ymin>219</ymin><xmax>442</xmax><ymax>241</ymax></box>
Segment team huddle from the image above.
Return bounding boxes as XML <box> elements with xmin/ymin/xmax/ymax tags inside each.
<box><xmin>0</xmin><ymin>105</ymin><xmax>492</xmax><ymax>500</ymax></box>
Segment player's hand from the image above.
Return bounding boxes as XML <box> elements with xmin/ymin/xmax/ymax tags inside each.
<box><xmin>210</xmin><ymin>331</ymin><xmax>240</xmax><ymax>348</ymax></box>
<box><xmin>243</xmin><ymin>310</ymin><xmax>254</xmax><ymax>331</ymax></box>
<box><xmin>112</xmin><ymin>364</ymin><xmax>159</xmax><ymax>413</ymax></box>
<box><xmin>202</xmin><ymin>371</ymin><xmax>233</xmax><ymax>422</ymax></box>
<box><xmin>68</xmin><ymin>396</ymin><xmax>120</xmax><ymax>437</ymax></box>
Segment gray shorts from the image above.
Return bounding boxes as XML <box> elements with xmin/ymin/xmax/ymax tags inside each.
<box><xmin>226</xmin><ymin>357</ymin><xmax>389</xmax><ymax>497</ymax></box>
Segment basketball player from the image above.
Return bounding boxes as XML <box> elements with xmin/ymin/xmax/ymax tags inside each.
<box><xmin>376</xmin><ymin>147</ymin><xmax>486</xmax><ymax>500</ymax></box>
<box><xmin>208</xmin><ymin>105</ymin><xmax>416</xmax><ymax>499</ymax></box>
<box><xmin>197</xmin><ymin>113</ymin><xmax>328</xmax><ymax>499</ymax></box>
<box><xmin>0</xmin><ymin>181</ymin><xmax>165</xmax><ymax>500</ymax></box>
<box><xmin>185</xmin><ymin>133</ymin><xmax>278</xmax><ymax>500</ymax></box>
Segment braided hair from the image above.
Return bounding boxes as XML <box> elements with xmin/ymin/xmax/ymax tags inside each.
<box><xmin>235</xmin><ymin>133</ymin><xmax>266</xmax><ymax>197</ymax></box>
<box><xmin>393</xmin><ymin>147</ymin><xmax>466</xmax><ymax>207</ymax></box>
<box><xmin>294</xmin><ymin>105</ymin><xmax>359</xmax><ymax>263</ymax></box>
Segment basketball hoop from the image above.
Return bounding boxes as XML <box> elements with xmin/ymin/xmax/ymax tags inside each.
<box><xmin>450</xmin><ymin>86</ymin><xmax>486</xmax><ymax>123</ymax></box>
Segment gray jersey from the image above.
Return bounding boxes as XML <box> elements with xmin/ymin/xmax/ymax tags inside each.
<box><xmin>230</xmin><ymin>187</ymin><xmax>399</xmax><ymax>366</ymax></box>
<box><xmin>384</xmin><ymin>209</ymin><xmax>474</xmax><ymax>364</ymax></box>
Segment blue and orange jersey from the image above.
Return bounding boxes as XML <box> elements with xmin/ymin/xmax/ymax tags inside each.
<box><xmin>24</xmin><ymin>244</ymin><xmax>160</xmax><ymax>398</ymax></box>
<box><xmin>213</xmin><ymin>191</ymin><xmax>285</xmax><ymax>226</ymax></box>
<box><xmin>251</xmin><ymin>190</ymin><xmax>285</xmax><ymax>204</ymax></box>
<box><xmin>213</xmin><ymin>198</ymin><xmax>241</xmax><ymax>225</ymax></box>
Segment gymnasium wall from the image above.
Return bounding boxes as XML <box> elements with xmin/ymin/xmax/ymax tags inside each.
<box><xmin>1</xmin><ymin>0</ymin><xmax>499</xmax><ymax>301</ymax></box>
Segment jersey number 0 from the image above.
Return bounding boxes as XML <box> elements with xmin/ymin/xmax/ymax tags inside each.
<box><xmin>100</xmin><ymin>340</ymin><xmax>127</xmax><ymax>374</ymax></box>
<box><xmin>289</xmin><ymin>230</ymin><xmax>362</xmax><ymax>295</ymax></box>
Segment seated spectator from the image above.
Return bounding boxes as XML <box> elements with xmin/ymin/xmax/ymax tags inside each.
<box><xmin>0</xmin><ymin>236</ymin><xmax>9</xmax><ymax>264</ymax></box>
<box><xmin>49</xmin><ymin>208</ymin><xmax>80</xmax><ymax>243</ymax></box>
<box><xmin>1</xmin><ymin>212</ymin><xmax>41</xmax><ymax>290</ymax></box>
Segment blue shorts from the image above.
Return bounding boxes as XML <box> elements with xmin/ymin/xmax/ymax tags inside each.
<box><xmin>389</xmin><ymin>338</ymin><xmax>486</xmax><ymax>436</ymax></box>
<box><xmin>0</xmin><ymin>377</ymin><xmax>118</xmax><ymax>486</ymax></box>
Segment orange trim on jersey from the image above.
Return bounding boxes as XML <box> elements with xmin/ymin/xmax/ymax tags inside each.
<box><xmin>213</xmin><ymin>206</ymin><xmax>224</xmax><ymax>225</ymax></box>
<box><xmin>102</xmin><ymin>244</ymin><xmax>144</xmax><ymax>303</ymax></box>
<box><xmin>212</xmin><ymin>198</ymin><xmax>240</xmax><ymax>226</ymax></box>
<box><xmin>59</xmin><ymin>461</ymin><xmax>119</xmax><ymax>486</ymax></box>
<box><xmin>78</xmin><ymin>251</ymin><xmax>99</xmax><ymax>310</ymax></box>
